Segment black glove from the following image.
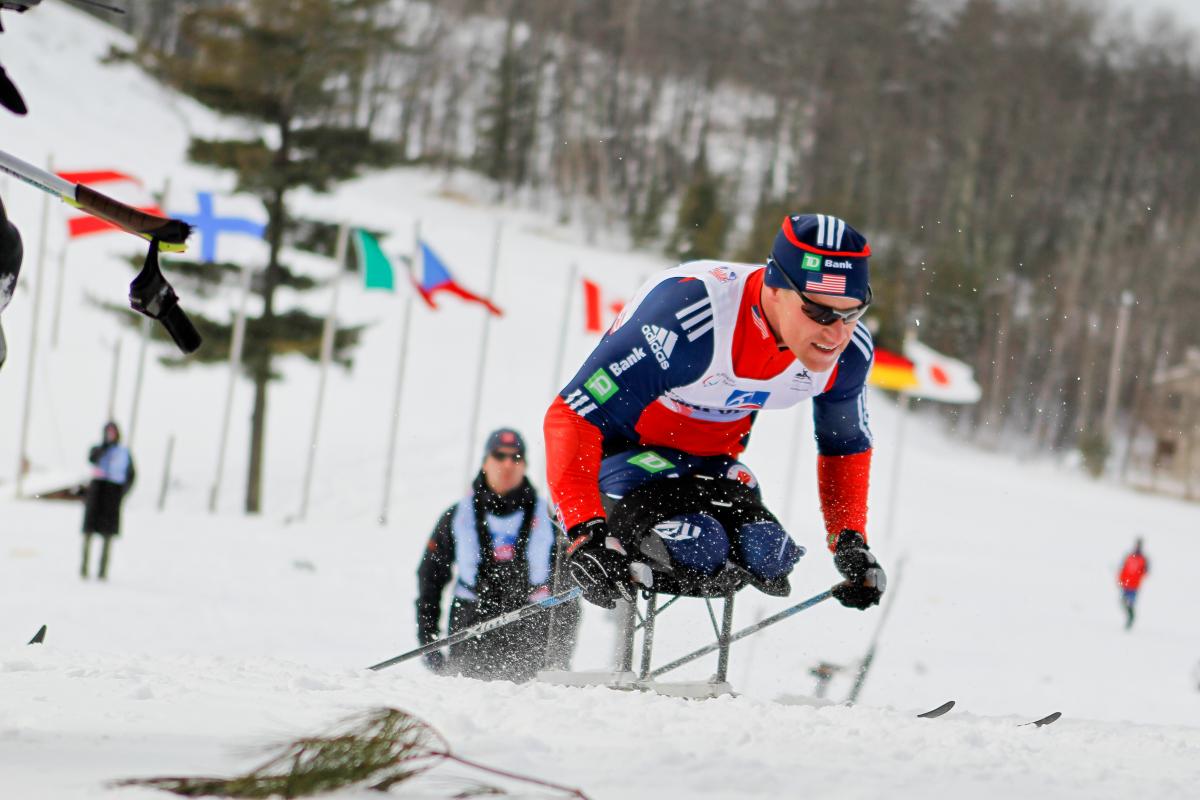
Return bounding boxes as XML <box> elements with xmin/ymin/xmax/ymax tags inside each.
<box><xmin>832</xmin><ymin>530</ymin><xmax>886</xmax><ymax>610</ymax></box>
<box><xmin>422</xmin><ymin>650</ymin><xmax>448</xmax><ymax>674</ymax></box>
<box><xmin>566</xmin><ymin>518</ymin><xmax>634</xmax><ymax>609</ymax></box>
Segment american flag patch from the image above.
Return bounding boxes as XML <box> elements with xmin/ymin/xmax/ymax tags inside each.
<box><xmin>750</xmin><ymin>305</ymin><xmax>771</xmax><ymax>339</ymax></box>
<box><xmin>805</xmin><ymin>273</ymin><xmax>846</xmax><ymax>295</ymax></box>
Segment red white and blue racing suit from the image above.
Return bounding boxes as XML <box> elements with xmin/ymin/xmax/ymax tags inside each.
<box><xmin>544</xmin><ymin>261</ymin><xmax>874</xmax><ymax>578</ymax></box>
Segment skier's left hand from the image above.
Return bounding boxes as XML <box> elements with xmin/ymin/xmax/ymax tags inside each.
<box><xmin>831</xmin><ymin>530</ymin><xmax>886</xmax><ymax>610</ymax></box>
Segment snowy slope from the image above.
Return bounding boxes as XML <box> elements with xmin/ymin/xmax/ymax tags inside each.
<box><xmin>1</xmin><ymin>6</ymin><xmax>1199</xmax><ymax>799</ymax></box>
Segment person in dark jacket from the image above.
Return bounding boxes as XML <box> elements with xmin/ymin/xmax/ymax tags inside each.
<box><xmin>81</xmin><ymin>421</ymin><xmax>135</xmax><ymax>580</ymax></box>
<box><xmin>415</xmin><ymin>428</ymin><xmax>579</xmax><ymax>681</ymax></box>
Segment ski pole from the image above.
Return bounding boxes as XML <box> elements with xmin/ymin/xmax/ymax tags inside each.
<box><xmin>0</xmin><ymin>148</ymin><xmax>191</xmax><ymax>252</ymax></box>
<box><xmin>367</xmin><ymin>586</ymin><xmax>583</xmax><ymax>672</ymax></box>
<box><xmin>647</xmin><ymin>587</ymin><xmax>835</xmax><ymax>679</ymax></box>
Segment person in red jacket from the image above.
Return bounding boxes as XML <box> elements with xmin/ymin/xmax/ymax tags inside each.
<box><xmin>544</xmin><ymin>214</ymin><xmax>886</xmax><ymax>611</ymax></box>
<box><xmin>1117</xmin><ymin>538</ymin><xmax>1149</xmax><ymax>630</ymax></box>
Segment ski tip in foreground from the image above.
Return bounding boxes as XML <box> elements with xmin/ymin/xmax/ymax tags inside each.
<box><xmin>27</xmin><ymin>624</ymin><xmax>47</xmax><ymax>645</ymax></box>
<box><xmin>917</xmin><ymin>700</ymin><xmax>956</xmax><ymax>718</ymax></box>
<box><xmin>1024</xmin><ymin>711</ymin><xmax>1062</xmax><ymax>728</ymax></box>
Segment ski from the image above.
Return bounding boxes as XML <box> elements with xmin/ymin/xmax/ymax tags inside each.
<box><xmin>917</xmin><ymin>700</ymin><xmax>955</xmax><ymax>718</ymax></box>
<box><xmin>366</xmin><ymin>586</ymin><xmax>582</xmax><ymax>672</ymax></box>
<box><xmin>914</xmin><ymin>702</ymin><xmax>1060</xmax><ymax>727</ymax></box>
<box><xmin>1022</xmin><ymin>711</ymin><xmax>1062</xmax><ymax>727</ymax></box>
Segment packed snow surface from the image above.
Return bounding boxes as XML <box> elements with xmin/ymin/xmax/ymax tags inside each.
<box><xmin>2</xmin><ymin>5</ymin><xmax>1199</xmax><ymax>799</ymax></box>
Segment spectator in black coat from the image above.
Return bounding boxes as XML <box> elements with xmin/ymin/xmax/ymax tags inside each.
<box><xmin>81</xmin><ymin>421</ymin><xmax>135</xmax><ymax>580</ymax></box>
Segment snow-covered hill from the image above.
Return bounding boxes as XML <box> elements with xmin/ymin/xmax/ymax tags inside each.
<box><xmin>1</xmin><ymin>6</ymin><xmax>1199</xmax><ymax>799</ymax></box>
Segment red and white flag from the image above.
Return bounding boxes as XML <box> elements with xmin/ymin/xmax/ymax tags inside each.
<box><xmin>903</xmin><ymin>336</ymin><xmax>981</xmax><ymax>404</ymax></box>
<box><xmin>57</xmin><ymin>170</ymin><xmax>163</xmax><ymax>238</ymax></box>
<box><xmin>582</xmin><ymin>278</ymin><xmax>625</xmax><ymax>334</ymax></box>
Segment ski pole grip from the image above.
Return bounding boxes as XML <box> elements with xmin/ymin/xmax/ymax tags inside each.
<box><xmin>159</xmin><ymin>303</ymin><xmax>202</xmax><ymax>355</ymax></box>
<box><xmin>129</xmin><ymin>240</ymin><xmax>203</xmax><ymax>355</ymax></box>
<box><xmin>76</xmin><ymin>184</ymin><xmax>192</xmax><ymax>244</ymax></box>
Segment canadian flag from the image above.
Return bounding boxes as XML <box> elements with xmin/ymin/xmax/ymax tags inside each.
<box><xmin>56</xmin><ymin>170</ymin><xmax>163</xmax><ymax>238</ymax></box>
<box><xmin>903</xmin><ymin>335</ymin><xmax>981</xmax><ymax>404</ymax></box>
<box><xmin>582</xmin><ymin>278</ymin><xmax>625</xmax><ymax>334</ymax></box>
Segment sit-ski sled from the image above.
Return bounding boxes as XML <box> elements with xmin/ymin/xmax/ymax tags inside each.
<box><xmin>367</xmin><ymin>571</ymin><xmax>836</xmax><ymax>701</ymax></box>
<box><xmin>368</xmin><ymin>474</ymin><xmax>838</xmax><ymax>698</ymax></box>
<box><xmin>537</xmin><ymin>577</ymin><xmax>835</xmax><ymax>700</ymax></box>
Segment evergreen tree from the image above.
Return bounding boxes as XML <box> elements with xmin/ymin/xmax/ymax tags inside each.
<box><xmin>734</xmin><ymin>196</ymin><xmax>792</xmax><ymax>264</ymax></box>
<box><xmin>668</xmin><ymin>149</ymin><xmax>728</xmax><ymax>262</ymax></box>
<box><xmin>476</xmin><ymin>8</ymin><xmax>540</xmax><ymax>191</ymax></box>
<box><xmin>134</xmin><ymin>0</ymin><xmax>401</xmax><ymax>513</ymax></box>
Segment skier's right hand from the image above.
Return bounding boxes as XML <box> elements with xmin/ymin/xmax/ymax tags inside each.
<box><xmin>566</xmin><ymin>518</ymin><xmax>634</xmax><ymax>609</ymax></box>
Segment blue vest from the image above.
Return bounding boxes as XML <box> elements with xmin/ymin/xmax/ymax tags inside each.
<box><xmin>93</xmin><ymin>445</ymin><xmax>131</xmax><ymax>484</ymax></box>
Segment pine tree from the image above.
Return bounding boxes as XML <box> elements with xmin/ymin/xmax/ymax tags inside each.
<box><xmin>668</xmin><ymin>149</ymin><xmax>728</xmax><ymax>263</ymax></box>
<box><xmin>734</xmin><ymin>196</ymin><xmax>792</xmax><ymax>264</ymax></box>
<box><xmin>134</xmin><ymin>0</ymin><xmax>401</xmax><ymax>513</ymax></box>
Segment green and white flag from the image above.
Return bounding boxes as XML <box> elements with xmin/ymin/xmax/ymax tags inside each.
<box><xmin>353</xmin><ymin>228</ymin><xmax>394</xmax><ymax>291</ymax></box>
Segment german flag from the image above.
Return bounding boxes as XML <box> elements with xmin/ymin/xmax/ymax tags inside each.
<box><xmin>869</xmin><ymin>347</ymin><xmax>918</xmax><ymax>391</ymax></box>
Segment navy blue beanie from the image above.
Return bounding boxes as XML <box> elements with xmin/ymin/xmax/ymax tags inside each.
<box><xmin>482</xmin><ymin>428</ymin><xmax>525</xmax><ymax>460</ymax></box>
<box><xmin>764</xmin><ymin>214</ymin><xmax>871</xmax><ymax>302</ymax></box>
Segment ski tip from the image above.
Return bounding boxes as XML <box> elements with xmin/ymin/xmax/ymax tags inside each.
<box><xmin>917</xmin><ymin>700</ymin><xmax>956</xmax><ymax>718</ymax></box>
<box><xmin>27</xmin><ymin>624</ymin><xmax>47</xmax><ymax>645</ymax></box>
<box><xmin>1024</xmin><ymin>711</ymin><xmax>1062</xmax><ymax>727</ymax></box>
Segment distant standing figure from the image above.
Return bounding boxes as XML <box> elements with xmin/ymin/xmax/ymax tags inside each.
<box><xmin>81</xmin><ymin>421</ymin><xmax>135</xmax><ymax>580</ymax></box>
<box><xmin>1117</xmin><ymin>538</ymin><xmax>1149</xmax><ymax>630</ymax></box>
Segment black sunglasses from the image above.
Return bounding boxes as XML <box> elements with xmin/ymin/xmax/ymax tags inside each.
<box><xmin>769</xmin><ymin>257</ymin><xmax>871</xmax><ymax>325</ymax></box>
<box><xmin>800</xmin><ymin>286</ymin><xmax>872</xmax><ymax>326</ymax></box>
<box><xmin>489</xmin><ymin>450</ymin><xmax>524</xmax><ymax>463</ymax></box>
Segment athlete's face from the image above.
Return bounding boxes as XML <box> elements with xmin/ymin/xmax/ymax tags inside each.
<box><xmin>763</xmin><ymin>286</ymin><xmax>861</xmax><ymax>372</ymax></box>
<box><xmin>482</xmin><ymin>448</ymin><xmax>525</xmax><ymax>496</ymax></box>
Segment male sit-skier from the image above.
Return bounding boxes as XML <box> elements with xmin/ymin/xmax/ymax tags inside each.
<box><xmin>544</xmin><ymin>213</ymin><xmax>886</xmax><ymax>610</ymax></box>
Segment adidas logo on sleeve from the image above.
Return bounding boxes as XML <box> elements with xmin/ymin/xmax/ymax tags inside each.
<box><xmin>642</xmin><ymin>324</ymin><xmax>678</xmax><ymax>370</ymax></box>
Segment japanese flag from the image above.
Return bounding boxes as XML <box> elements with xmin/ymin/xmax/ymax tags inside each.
<box><xmin>903</xmin><ymin>336</ymin><xmax>981</xmax><ymax>404</ymax></box>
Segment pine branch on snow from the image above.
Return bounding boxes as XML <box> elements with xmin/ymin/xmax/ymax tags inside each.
<box><xmin>113</xmin><ymin>707</ymin><xmax>589</xmax><ymax>799</ymax></box>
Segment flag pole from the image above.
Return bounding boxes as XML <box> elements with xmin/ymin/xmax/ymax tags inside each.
<box><xmin>548</xmin><ymin>262</ymin><xmax>579</xmax><ymax>396</ymax></box>
<box><xmin>105</xmin><ymin>337</ymin><xmax>122</xmax><ymax>420</ymax></box>
<box><xmin>881</xmin><ymin>391</ymin><xmax>911</xmax><ymax>547</ymax></box>
<box><xmin>126</xmin><ymin>179</ymin><xmax>171</xmax><ymax>450</ymax></box>
<box><xmin>780</xmin><ymin>408</ymin><xmax>808</xmax><ymax>531</ymax></box>
<box><xmin>15</xmin><ymin>155</ymin><xmax>52</xmax><ymax>499</ymax></box>
<box><xmin>208</xmin><ymin>257</ymin><xmax>254</xmax><ymax>513</ymax></box>
<box><xmin>379</xmin><ymin>220</ymin><xmax>419</xmax><ymax>526</ymax></box>
<box><xmin>463</xmin><ymin>221</ymin><xmax>503</xmax><ymax>479</ymax></box>
<box><xmin>49</xmin><ymin>242</ymin><xmax>67</xmax><ymax>349</ymax></box>
<box><xmin>298</xmin><ymin>223</ymin><xmax>349</xmax><ymax>522</ymax></box>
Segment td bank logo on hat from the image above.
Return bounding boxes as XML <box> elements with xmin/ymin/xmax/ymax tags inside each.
<box><xmin>801</xmin><ymin>253</ymin><xmax>823</xmax><ymax>271</ymax></box>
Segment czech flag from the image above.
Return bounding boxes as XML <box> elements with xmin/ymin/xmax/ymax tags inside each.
<box><xmin>413</xmin><ymin>241</ymin><xmax>502</xmax><ymax>316</ymax></box>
